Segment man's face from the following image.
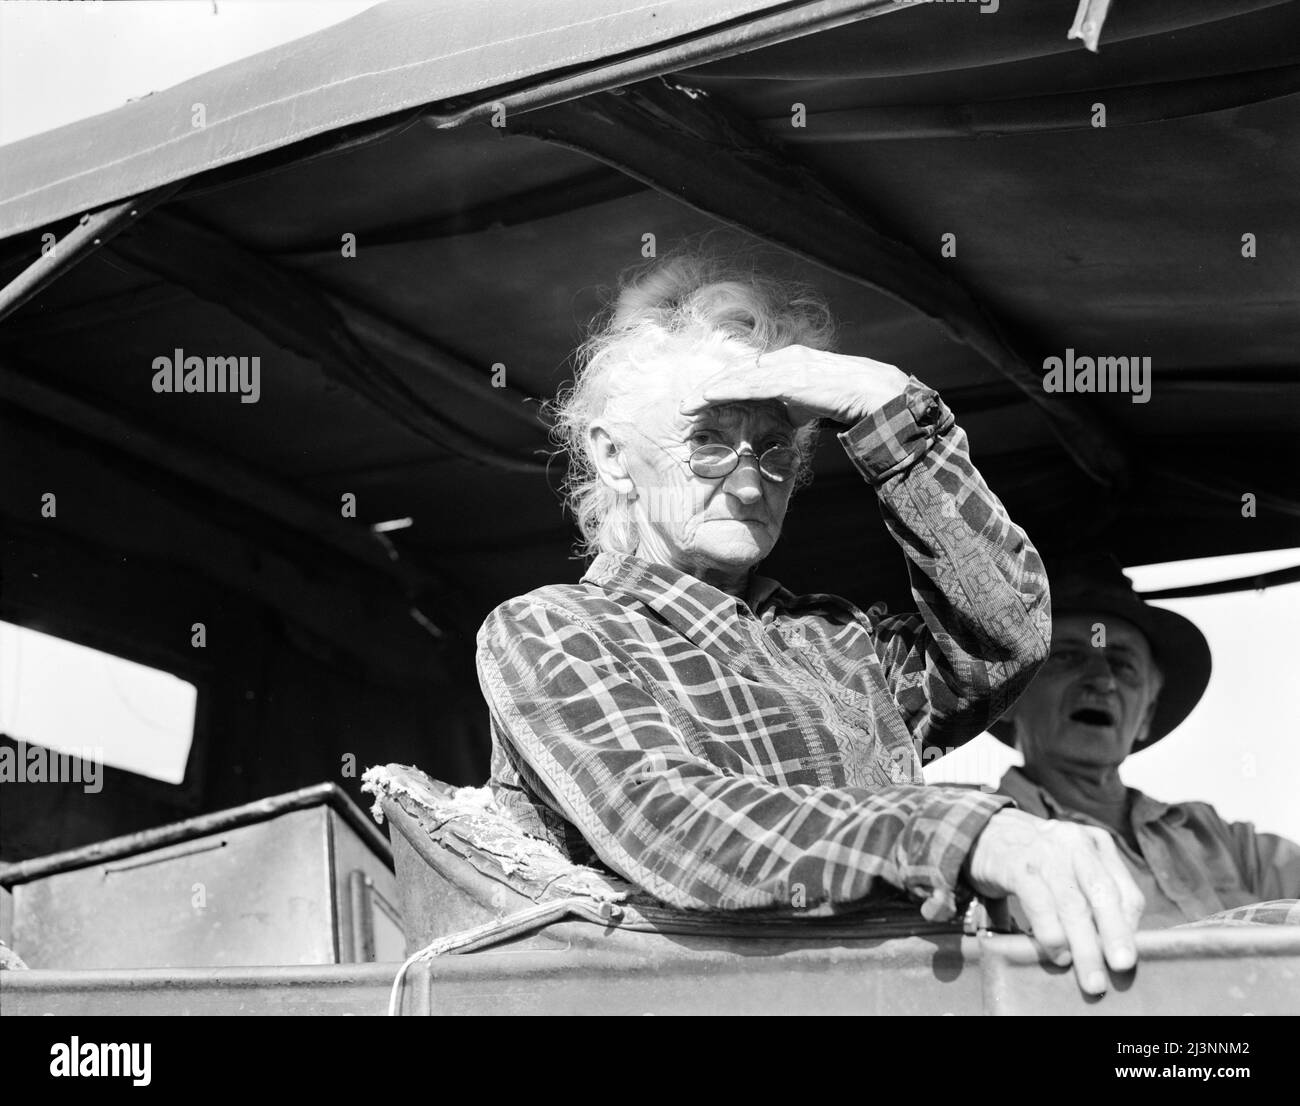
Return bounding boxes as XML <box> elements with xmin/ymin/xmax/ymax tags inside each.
<box><xmin>611</xmin><ymin>348</ymin><xmax>799</xmax><ymax>581</ymax></box>
<box><xmin>1010</xmin><ymin>611</ymin><xmax>1163</xmax><ymax>771</ymax></box>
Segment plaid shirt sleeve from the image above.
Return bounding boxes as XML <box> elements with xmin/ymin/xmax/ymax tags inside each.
<box><xmin>478</xmin><ymin>597</ymin><xmax>1012</xmax><ymax>918</ymax></box>
<box><xmin>838</xmin><ymin>376</ymin><xmax>1051</xmax><ymax>750</ymax></box>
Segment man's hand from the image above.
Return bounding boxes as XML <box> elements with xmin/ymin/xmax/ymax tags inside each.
<box><xmin>678</xmin><ymin>345</ymin><xmax>910</xmax><ymax>425</ymax></box>
<box><xmin>967</xmin><ymin>808</ymin><xmax>1144</xmax><ymax>996</ymax></box>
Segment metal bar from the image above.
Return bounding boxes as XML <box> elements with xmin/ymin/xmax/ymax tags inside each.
<box><xmin>0</xmin><ymin>186</ymin><xmax>176</xmax><ymax>324</ymax></box>
<box><xmin>758</xmin><ymin>64</ymin><xmax>1300</xmax><ymax>143</ymax></box>
<box><xmin>512</xmin><ymin>79</ymin><xmax>1128</xmax><ymax>488</ymax></box>
<box><xmin>1140</xmin><ymin>563</ymin><xmax>1300</xmax><ymax>600</ymax></box>
<box><xmin>107</xmin><ymin>210</ymin><xmax>549</xmax><ymax>473</ymax></box>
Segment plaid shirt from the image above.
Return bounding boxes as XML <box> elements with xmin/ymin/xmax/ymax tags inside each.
<box><xmin>477</xmin><ymin>379</ymin><xmax>1048</xmax><ymax>920</ymax></box>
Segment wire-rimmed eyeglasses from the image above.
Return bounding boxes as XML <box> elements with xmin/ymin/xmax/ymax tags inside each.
<box><xmin>687</xmin><ymin>442</ymin><xmax>800</xmax><ymax>483</ymax></box>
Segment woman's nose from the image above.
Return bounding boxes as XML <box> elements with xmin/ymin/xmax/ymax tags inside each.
<box><xmin>724</xmin><ymin>454</ymin><xmax>765</xmax><ymax>502</ymax></box>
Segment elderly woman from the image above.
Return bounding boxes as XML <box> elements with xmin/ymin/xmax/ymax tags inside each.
<box><xmin>476</xmin><ymin>253</ymin><xmax>1142</xmax><ymax>994</ymax></box>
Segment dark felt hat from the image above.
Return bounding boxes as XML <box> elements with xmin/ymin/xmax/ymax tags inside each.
<box><xmin>990</xmin><ymin>553</ymin><xmax>1212</xmax><ymax>752</ymax></box>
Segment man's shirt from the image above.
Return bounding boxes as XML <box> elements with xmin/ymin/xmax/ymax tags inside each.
<box><xmin>998</xmin><ymin>766</ymin><xmax>1300</xmax><ymax>926</ymax></box>
<box><xmin>476</xmin><ymin>380</ymin><xmax>1048</xmax><ymax>920</ymax></box>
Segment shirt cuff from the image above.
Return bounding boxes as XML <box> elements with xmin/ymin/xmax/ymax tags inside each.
<box><xmin>903</xmin><ymin>786</ymin><xmax>1014</xmax><ymax>923</ymax></box>
<box><xmin>837</xmin><ymin>375</ymin><xmax>956</xmax><ymax>486</ymax></box>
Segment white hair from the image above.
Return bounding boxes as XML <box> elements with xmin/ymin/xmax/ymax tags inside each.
<box><xmin>549</xmin><ymin>251</ymin><xmax>836</xmax><ymax>558</ymax></box>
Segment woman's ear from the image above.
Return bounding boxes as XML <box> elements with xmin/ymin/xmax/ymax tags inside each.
<box><xmin>588</xmin><ymin>422</ymin><xmax>636</xmax><ymax>496</ymax></box>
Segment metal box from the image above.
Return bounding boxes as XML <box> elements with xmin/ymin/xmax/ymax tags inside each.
<box><xmin>0</xmin><ymin>784</ymin><xmax>404</xmax><ymax>969</ymax></box>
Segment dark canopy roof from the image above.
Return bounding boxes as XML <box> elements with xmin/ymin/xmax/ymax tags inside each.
<box><xmin>3</xmin><ymin>0</ymin><xmax>1298</xmax><ymax>677</ymax></box>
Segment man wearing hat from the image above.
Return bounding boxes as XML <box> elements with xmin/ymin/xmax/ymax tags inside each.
<box><xmin>992</xmin><ymin>553</ymin><xmax>1300</xmax><ymax>927</ymax></box>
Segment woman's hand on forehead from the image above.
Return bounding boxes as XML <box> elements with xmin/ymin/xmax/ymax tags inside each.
<box><xmin>678</xmin><ymin>344</ymin><xmax>910</xmax><ymax>425</ymax></box>
<box><xmin>684</xmin><ymin>399</ymin><xmax>794</xmax><ymax>437</ymax></box>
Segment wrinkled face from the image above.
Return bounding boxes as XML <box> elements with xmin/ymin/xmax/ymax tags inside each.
<box><xmin>1010</xmin><ymin>612</ymin><xmax>1163</xmax><ymax>770</ymax></box>
<box><xmin>601</xmin><ymin>348</ymin><xmax>800</xmax><ymax>584</ymax></box>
